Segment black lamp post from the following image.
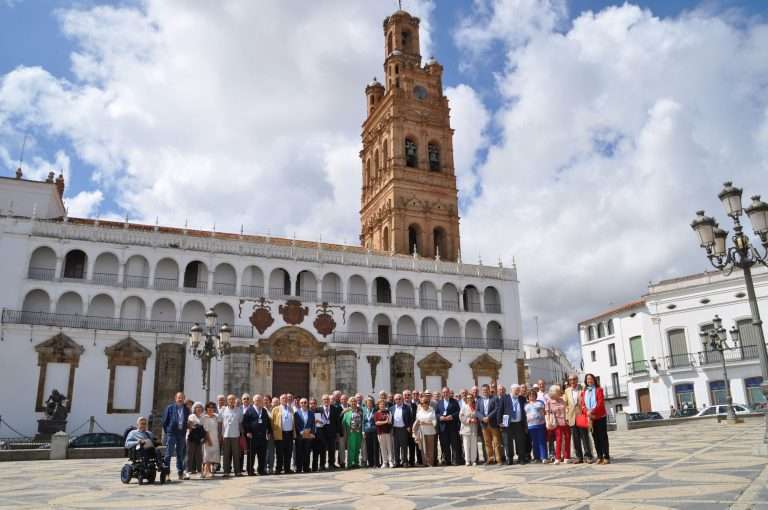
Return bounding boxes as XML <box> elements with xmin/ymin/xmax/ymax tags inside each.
<box><xmin>691</xmin><ymin>182</ymin><xmax>768</xmax><ymax>451</ymax></box>
<box><xmin>188</xmin><ymin>308</ymin><xmax>232</xmax><ymax>403</ymax></box>
<box><xmin>699</xmin><ymin>314</ymin><xmax>742</xmax><ymax>424</ymax></box>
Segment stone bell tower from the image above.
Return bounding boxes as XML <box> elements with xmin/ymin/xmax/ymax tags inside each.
<box><xmin>359</xmin><ymin>8</ymin><xmax>460</xmax><ymax>262</ymax></box>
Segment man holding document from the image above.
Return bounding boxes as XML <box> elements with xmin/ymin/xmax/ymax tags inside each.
<box><xmin>498</xmin><ymin>384</ymin><xmax>528</xmax><ymax>465</ymax></box>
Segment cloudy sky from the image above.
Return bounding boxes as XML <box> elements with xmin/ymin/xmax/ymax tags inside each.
<box><xmin>2</xmin><ymin>0</ymin><xmax>767</xmax><ymax>361</ymax></box>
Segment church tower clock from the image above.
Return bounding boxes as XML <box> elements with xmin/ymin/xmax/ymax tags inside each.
<box><xmin>360</xmin><ymin>8</ymin><xmax>460</xmax><ymax>262</ymax></box>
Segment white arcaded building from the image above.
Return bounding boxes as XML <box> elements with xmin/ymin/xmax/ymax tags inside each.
<box><xmin>0</xmin><ymin>175</ymin><xmax>522</xmax><ymax>437</ymax></box>
<box><xmin>579</xmin><ymin>269</ymin><xmax>768</xmax><ymax>416</ymax></box>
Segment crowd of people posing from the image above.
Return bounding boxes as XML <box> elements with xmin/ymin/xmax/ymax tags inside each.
<box><xmin>127</xmin><ymin>373</ymin><xmax>611</xmax><ymax>480</ymax></box>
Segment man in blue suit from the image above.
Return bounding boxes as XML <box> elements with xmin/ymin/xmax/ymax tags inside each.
<box><xmin>476</xmin><ymin>383</ymin><xmax>503</xmax><ymax>464</ymax></box>
<box><xmin>497</xmin><ymin>384</ymin><xmax>528</xmax><ymax>465</ymax></box>
<box><xmin>436</xmin><ymin>387</ymin><xmax>461</xmax><ymax>465</ymax></box>
<box><xmin>294</xmin><ymin>397</ymin><xmax>316</xmax><ymax>473</ymax></box>
<box><xmin>162</xmin><ymin>391</ymin><xmax>190</xmax><ymax>480</ymax></box>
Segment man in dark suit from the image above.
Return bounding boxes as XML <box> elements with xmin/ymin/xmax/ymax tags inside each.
<box><xmin>293</xmin><ymin>398</ymin><xmax>316</xmax><ymax>473</ymax></box>
<box><xmin>243</xmin><ymin>394</ymin><xmax>271</xmax><ymax>475</ymax></box>
<box><xmin>309</xmin><ymin>398</ymin><xmax>326</xmax><ymax>471</ymax></box>
<box><xmin>403</xmin><ymin>389</ymin><xmax>419</xmax><ymax>466</ymax></box>
<box><xmin>497</xmin><ymin>384</ymin><xmax>528</xmax><ymax>465</ymax></box>
<box><xmin>389</xmin><ymin>393</ymin><xmax>413</xmax><ymax>467</ymax></box>
<box><xmin>162</xmin><ymin>391</ymin><xmax>190</xmax><ymax>480</ymax></box>
<box><xmin>319</xmin><ymin>394</ymin><xmax>341</xmax><ymax>469</ymax></box>
<box><xmin>476</xmin><ymin>383</ymin><xmax>503</xmax><ymax>464</ymax></box>
<box><xmin>436</xmin><ymin>387</ymin><xmax>461</xmax><ymax>465</ymax></box>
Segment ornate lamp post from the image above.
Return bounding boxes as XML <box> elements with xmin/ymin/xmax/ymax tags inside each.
<box><xmin>691</xmin><ymin>182</ymin><xmax>768</xmax><ymax>452</ymax></box>
<box><xmin>699</xmin><ymin>314</ymin><xmax>742</xmax><ymax>424</ymax></box>
<box><xmin>188</xmin><ymin>308</ymin><xmax>232</xmax><ymax>403</ymax></box>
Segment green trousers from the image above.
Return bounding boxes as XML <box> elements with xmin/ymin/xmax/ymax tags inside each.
<box><xmin>347</xmin><ymin>432</ymin><xmax>362</xmax><ymax>467</ymax></box>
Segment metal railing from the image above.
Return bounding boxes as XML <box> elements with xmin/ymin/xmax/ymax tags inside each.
<box><xmin>347</xmin><ymin>293</ymin><xmax>368</xmax><ymax>305</ymax></box>
<box><xmin>603</xmin><ymin>384</ymin><xmax>627</xmax><ymax>399</ymax></box>
<box><xmin>395</xmin><ymin>296</ymin><xmax>416</xmax><ymax>308</ymax></box>
<box><xmin>328</xmin><ymin>331</ymin><xmax>516</xmax><ymax>349</ymax></box>
<box><xmin>92</xmin><ymin>272</ymin><xmax>119</xmax><ymax>285</ymax></box>
<box><xmin>485</xmin><ymin>303</ymin><xmax>502</xmax><ymax>314</ymax></box>
<box><xmin>321</xmin><ymin>291</ymin><xmax>344</xmax><ymax>304</ymax></box>
<box><xmin>629</xmin><ymin>345</ymin><xmax>765</xmax><ymax>375</ymax></box>
<box><xmin>420</xmin><ymin>298</ymin><xmax>439</xmax><ymax>310</ymax></box>
<box><xmin>2</xmin><ymin>309</ymin><xmax>254</xmax><ymax>338</ymax></box>
<box><xmin>269</xmin><ymin>287</ymin><xmax>291</xmax><ymax>299</ymax></box>
<box><xmin>298</xmin><ymin>289</ymin><xmax>317</xmax><ymax>302</ymax></box>
<box><xmin>124</xmin><ymin>274</ymin><xmax>149</xmax><ymax>288</ymax></box>
<box><xmin>626</xmin><ymin>360</ymin><xmax>649</xmax><ymax>376</ymax></box>
<box><xmin>213</xmin><ymin>282</ymin><xmax>236</xmax><ymax>296</ymax></box>
<box><xmin>442</xmin><ymin>301</ymin><xmax>460</xmax><ymax>312</ymax></box>
<box><xmin>28</xmin><ymin>267</ymin><xmax>56</xmax><ymax>281</ymax></box>
<box><xmin>182</xmin><ymin>281</ymin><xmax>207</xmax><ymax>294</ymax></box>
<box><xmin>153</xmin><ymin>277</ymin><xmax>178</xmax><ymax>290</ymax></box>
<box><xmin>240</xmin><ymin>285</ymin><xmax>264</xmax><ymax>298</ymax></box>
<box><xmin>465</xmin><ymin>302</ymin><xmax>482</xmax><ymax>313</ymax></box>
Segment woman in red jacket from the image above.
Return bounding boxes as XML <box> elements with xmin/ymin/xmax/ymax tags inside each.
<box><xmin>581</xmin><ymin>373</ymin><xmax>610</xmax><ymax>464</ymax></box>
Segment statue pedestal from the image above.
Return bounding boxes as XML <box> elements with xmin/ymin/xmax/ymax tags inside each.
<box><xmin>50</xmin><ymin>431</ymin><xmax>69</xmax><ymax>460</ymax></box>
<box><xmin>36</xmin><ymin>419</ymin><xmax>67</xmax><ymax>440</ymax></box>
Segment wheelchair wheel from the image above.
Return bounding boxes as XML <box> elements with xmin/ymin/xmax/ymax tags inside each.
<box><xmin>120</xmin><ymin>464</ymin><xmax>133</xmax><ymax>484</ymax></box>
<box><xmin>145</xmin><ymin>467</ymin><xmax>156</xmax><ymax>484</ymax></box>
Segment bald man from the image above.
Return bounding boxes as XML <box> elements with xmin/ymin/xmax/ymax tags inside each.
<box><xmin>162</xmin><ymin>392</ymin><xmax>190</xmax><ymax>480</ymax></box>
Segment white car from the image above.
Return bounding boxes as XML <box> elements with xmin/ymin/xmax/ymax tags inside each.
<box><xmin>695</xmin><ymin>404</ymin><xmax>751</xmax><ymax>417</ymax></box>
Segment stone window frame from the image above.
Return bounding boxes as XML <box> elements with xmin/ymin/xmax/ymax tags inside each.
<box><xmin>469</xmin><ymin>353</ymin><xmax>502</xmax><ymax>387</ymax></box>
<box><xmin>417</xmin><ymin>351</ymin><xmax>452</xmax><ymax>390</ymax></box>
<box><xmin>105</xmin><ymin>337</ymin><xmax>151</xmax><ymax>414</ymax></box>
<box><xmin>34</xmin><ymin>333</ymin><xmax>85</xmax><ymax>412</ymax></box>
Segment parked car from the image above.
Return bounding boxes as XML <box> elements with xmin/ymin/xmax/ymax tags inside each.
<box><xmin>695</xmin><ymin>404</ymin><xmax>751</xmax><ymax>417</ymax></box>
<box><xmin>627</xmin><ymin>412</ymin><xmax>663</xmax><ymax>422</ymax></box>
<box><xmin>749</xmin><ymin>402</ymin><xmax>768</xmax><ymax>413</ymax></box>
<box><xmin>69</xmin><ymin>433</ymin><xmax>124</xmax><ymax>448</ymax></box>
<box><xmin>671</xmin><ymin>407</ymin><xmax>698</xmax><ymax>418</ymax></box>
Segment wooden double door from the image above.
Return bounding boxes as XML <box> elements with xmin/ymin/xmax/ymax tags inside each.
<box><xmin>272</xmin><ymin>362</ymin><xmax>310</xmax><ymax>399</ymax></box>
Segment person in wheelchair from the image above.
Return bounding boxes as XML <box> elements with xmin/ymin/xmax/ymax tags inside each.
<box><xmin>122</xmin><ymin>416</ymin><xmax>170</xmax><ymax>484</ymax></box>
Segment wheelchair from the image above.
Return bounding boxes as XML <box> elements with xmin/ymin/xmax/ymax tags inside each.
<box><xmin>120</xmin><ymin>443</ymin><xmax>170</xmax><ymax>485</ymax></box>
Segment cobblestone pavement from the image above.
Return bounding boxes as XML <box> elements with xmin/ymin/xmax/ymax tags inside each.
<box><xmin>1</xmin><ymin>418</ymin><xmax>767</xmax><ymax>510</ymax></box>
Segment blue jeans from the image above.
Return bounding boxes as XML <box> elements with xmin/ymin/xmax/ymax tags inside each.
<box><xmin>529</xmin><ymin>426</ymin><xmax>547</xmax><ymax>461</ymax></box>
<box><xmin>164</xmin><ymin>430</ymin><xmax>186</xmax><ymax>474</ymax></box>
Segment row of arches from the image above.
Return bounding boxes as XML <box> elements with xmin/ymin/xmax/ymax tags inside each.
<box><xmin>346</xmin><ymin>311</ymin><xmax>502</xmax><ymax>342</ymax></box>
<box><xmin>23</xmin><ymin>289</ymin><xmax>236</xmax><ymax>325</ymax></box>
<box><xmin>27</xmin><ymin>246</ymin><xmax>502</xmax><ymax>313</ymax></box>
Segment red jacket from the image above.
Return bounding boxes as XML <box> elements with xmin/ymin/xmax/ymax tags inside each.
<box><xmin>580</xmin><ymin>386</ymin><xmax>606</xmax><ymax>420</ymax></box>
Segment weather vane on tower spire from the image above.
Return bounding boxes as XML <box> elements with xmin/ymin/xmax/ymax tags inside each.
<box><xmin>398</xmin><ymin>0</ymin><xmax>403</xmax><ymax>10</ymax></box>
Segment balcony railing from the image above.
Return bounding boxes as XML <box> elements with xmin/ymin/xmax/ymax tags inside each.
<box><xmin>154</xmin><ymin>277</ymin><xmax>178</xmax><ymax>290</ymax></box>
<box><xmin>92</xmin><ymin>272</ymin><xmax>119</xmax><ymax>286</ymax></box>
<box><xmin>298</xmin><ymin>289</ymin><xmax>317</xmax><ymax>302</ymax></box>
<box><xmin>183</xmin><ymin>281</ymin><xmax>207</xmax><ymax>294</ymax></box>
<box><xmin>626</xmin><ymin>360</ymin><xmax>649</xmax><ymax>376</ymax></box>
<box><xmin>2</xmin><ymin>309</ymin><xmax>254</xmax><ymax>338</ymax></box>
<box><xmin>213</xmin><ymin>282</ymin><xmax>236</xmax><ymax>296</ymax></box>
<box><xmin>321</xmin><ymin>291</ymin><xmax>344</xmax><ymax>304</ymax></box>
<box><xmin>395</xmin><ymin>296</ymin><xmax>416</xmax><ymax>308</ymax></box>
<box><xmin>347</xmin><ymin>293</ymin><xmax>368</xmax><ymax>305</ymax></box>
<box><xmin>240</xmin><ymin>285</ymin><xmax>264</xmax><ymax>299</ymax></box>
<box><xmin>420</xmin><ymin>298</ymin><xmax>439</xmax><ymax>310</ymax></box>
<box><xmin>124</xmin><ymin>274</ymin><xmax>149</xmax><ymax>289</ymax></box>
<box><xmin>269</xmin><ymin>287</ymin><xmax>291</xmax><ymax>299</ymax></box>
<box><xmin>465</xmin><ymin>302</ymin><xmax>482</xmax><ymax>313</ymax></box>
<box><xmin>329</xmin><ymin>331</ymin><xmax>518</xmax><ymax>349</ymax></box>
<box><xmin>442</xmin><ymin>301</ymin><xmax>460</xmax><ymax>312</ymax></box>
<box><xmin>603</xmin><ymin>384</ymin><xmax>627</xmax><ymax>399</ymax></box>
<box><xmin>485</xmin><ymin>303</ymin><xmax>502</xmax><ymax>314</ymax></box>
<box><xmin>28</xmin><ymin>267</ymin><xmax>56</xmax><ymax>281</ymax></box>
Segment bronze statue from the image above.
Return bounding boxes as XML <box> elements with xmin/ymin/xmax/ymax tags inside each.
<box><xmin>44</xmin><ymin>389</ymin><xmax>69</xmax><ymax>421</ymax></box>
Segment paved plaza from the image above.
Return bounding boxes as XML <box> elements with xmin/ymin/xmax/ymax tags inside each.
<box><xmin>1</xmin><ymin>418</ymin><xmax>767</xmax><ymax>510</ymax></box>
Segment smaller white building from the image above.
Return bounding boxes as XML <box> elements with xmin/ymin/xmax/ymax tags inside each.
<box><xmin>579</xmin><ymin>268</ymin><xmax>768</xmax><ymax>416</ymax></box>
<box><xmin>522</xmin><ymin>343</ymin><xmax>577</xmax><ymax>388</ymax></box>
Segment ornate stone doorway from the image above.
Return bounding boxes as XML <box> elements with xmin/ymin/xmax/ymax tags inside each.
<box><xmin>273</xmin><ymin>362</ymin><xmax>310</xmax><ymax>398</ymax></box>
<box><xmin>251</xmin><ymin>326</ymin><xmax>333</xmax><ymax>398</ymax></box>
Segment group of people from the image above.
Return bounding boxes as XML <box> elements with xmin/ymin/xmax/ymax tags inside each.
<box><xmin>128</xmin><ymin>373</ymin><xmax>611</xmax><ymax>480</ymax></box>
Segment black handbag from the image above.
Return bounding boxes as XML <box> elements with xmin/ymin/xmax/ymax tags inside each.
<box><xmin>188</xmin><ymin>424</ymin><xmax>206</xmax><ymax>443</ymax></box>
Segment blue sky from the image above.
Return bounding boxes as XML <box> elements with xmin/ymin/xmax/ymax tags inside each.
<box><xmin>2</xmin><ymin>0</ymin><xmax>764</xmax><ymax>212</ymax></box>
<box><xmin>2</xmin><ymin>0</ymin><xmax>767</xmax><ymax>355</ymax></box>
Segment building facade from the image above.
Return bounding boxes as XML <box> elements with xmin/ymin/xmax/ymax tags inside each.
<box><xmin>580</xmin><ymin>270</ymin><xmax>768</xmax><ymax>416</ymax></box>
<box><xmin>0</xmin><ymin>8</ymin><xmax>523</xmax><ymax>438</ymax></box>
<box><xmin>521</xmin><ymin>343</ymin><xmax>577</xmax><ymax>388</ymax></box>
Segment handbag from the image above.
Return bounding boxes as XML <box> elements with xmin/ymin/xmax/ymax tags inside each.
<box><xmin>238</xmin><ymin>435</ymin><xmax>247</xmax><ymax>451</ymax></box>
<box><xmin>575</xmin><ymin>412</ymin><xmax>589</xmax><ymax>429</ymax></box>
<box><xmin>188</xmin><ymin>424</ymin><xmax>206</xmax><ymax>443</ymax></box>
<box><xmin>545</xmin><ymin>402</ymin><xmax>557</xmax><ymax>431</ymax></box>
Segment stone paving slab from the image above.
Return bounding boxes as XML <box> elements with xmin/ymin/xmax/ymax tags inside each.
<box><xmin>0</xmin><ymin>418</ymin><xmax>766</xmax><ymax>509</ymax></box>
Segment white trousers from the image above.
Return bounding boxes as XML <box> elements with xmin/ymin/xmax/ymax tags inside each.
<box><xmin>377</xmin><ymin>433</ymin><xmax>393</xmax><ymax>466</ymax></box>
<box><xmin>462</xmin><ymin>433</ymin><xmax>478</xmax><ymax>465</ymax></box>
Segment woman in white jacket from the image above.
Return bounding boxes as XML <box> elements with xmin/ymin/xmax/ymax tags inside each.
<box><xmin>414</xmin><ymin>395</ymin><xmax>437</xmax><ymax>466</ymax></box>
<box><xmin>459</xmin><ymin>394</ymin><xmax>479</xmax><ymax>466</ymax></box>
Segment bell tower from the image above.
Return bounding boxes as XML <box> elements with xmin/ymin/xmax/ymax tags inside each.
<box><xmin>359</xmin><ymin>8</ymin><xmax>460</xmax><ymax>262</ymax></box>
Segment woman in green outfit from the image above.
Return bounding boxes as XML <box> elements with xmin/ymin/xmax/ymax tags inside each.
<box><xmin>342</xmin><ymin>398</ymin><xmax>364</xmax><ymax>468</ymax></box>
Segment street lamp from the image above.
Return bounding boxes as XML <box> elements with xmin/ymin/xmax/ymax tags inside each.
<box><xmin>691</xmin><ymin>182</ymin><xmax>768</xmax><ymax>452</ymax></box>
<box><xmin>699</xmin><ymin>315</ymin><xmax>742</xmax><ymax>424</ymax></box>
<box><xmin>188</xmin><ymin>308</ymin><xmax>232</xmax><ymax>403</ymax></box>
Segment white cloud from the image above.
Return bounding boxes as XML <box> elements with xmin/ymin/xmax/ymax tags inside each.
<box><xmin>445</xmin><ymin>84</ymin><xmax>490</xmax><ymax>199</ymax></box>
<box><xmin>65</xmin><ymin>189</ymin><xmax>103</xmax><ymax>217</ymax></box>
<box><xmin>0</xmin><ymin>0</ymin><xmax>435</xmax><ymax>242</ymax></box>
<box><xmin>457</xmin><ymin>3</ymin><xmax>768</xmax><ymax>354</ymax></box>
